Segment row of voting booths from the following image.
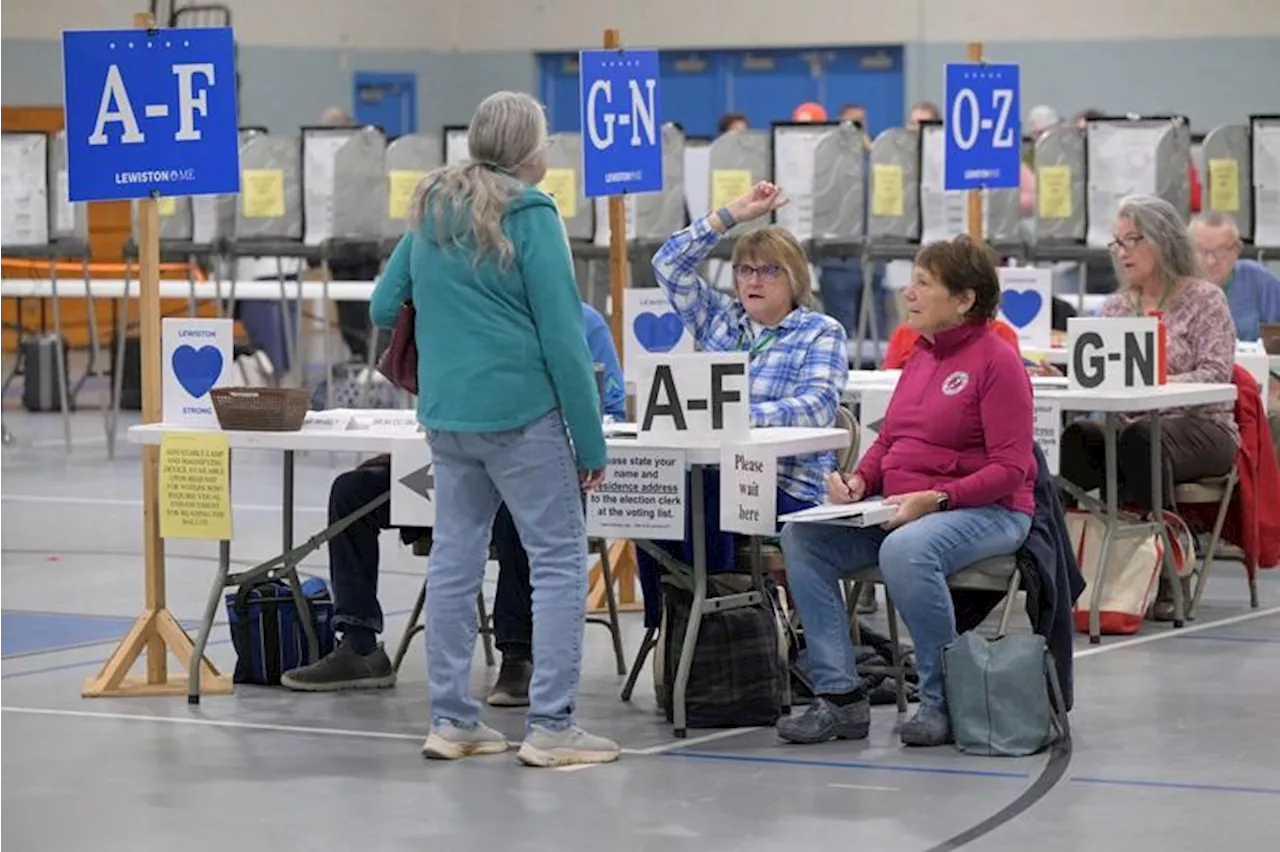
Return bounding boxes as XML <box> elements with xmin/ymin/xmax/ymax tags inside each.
<box><xmin>5</xmin><ymin>114</ymin><xmax>1279</xmax><ymax>258</ymax></box>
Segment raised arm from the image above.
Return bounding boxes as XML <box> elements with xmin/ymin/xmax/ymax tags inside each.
<box><xmin>650</xmin><ymin>215</ymin><xmax>737</xmax><ymax>343</ymax></box>
<box><xmin>370</xmin><ymin>233</ymin><xmax>413</xmax><ymax>327</ymax></box>
<box><xmin>513</xmin><ymin>203</ymin><xmax>607</xmax><ymax>471</ymax></box>
<box><xmin>939</xmin><ymin>351</ymin><xmax>1035</xmax><ymax>509</ymax></box>
<box><xmin>750</xmin><ymin>317</ymin><xmax>848</xmax><ymax>428</ymax></box>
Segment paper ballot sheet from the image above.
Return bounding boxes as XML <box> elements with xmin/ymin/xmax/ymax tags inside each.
<box><xmin>779</xmin><ymin>498</ymin><xmax>897</xmax><ymax>527</ymax></box>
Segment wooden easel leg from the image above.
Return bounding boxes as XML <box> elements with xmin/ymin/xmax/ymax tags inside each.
<box><xmin>81</xmin><ymin>609</ymin><xmax>231</xmax><ymax>698</ymax></box>
<box><xmin>587</xmin><ymin>539</ymin><xmax>644</xmax><ymax>614</ymax></box>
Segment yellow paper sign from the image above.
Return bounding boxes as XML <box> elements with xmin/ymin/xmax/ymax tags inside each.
<box><xmin>538</xmin><ymin>168</ymin><xmax>578</xmax><ymax>219</ymax></box>
<box><xmin>388</xmin><ymin>169</ymin><xmax>426</xmax><ymax>220</ymax></box>
<box><xmin>241</xmin><ymin>168</ymin><xmax>285</xmax><ymax>218</ymax></box>
<box><xmin>711</xmin><ymin>169</ymin><xmax>754</xmax><ymax>213</ymax></box>
<box><xmin>1208</xmin><ymin>158</ymin><xmax>1239</xmax><ymax>212</ymax></box>
<box><xmin>159</xmin><ymin>431</ymin><xmax>232</xmax><ymax>540</ymax></box>
<box><xmin>1037</xmin><ymin>165</ymin><xmax>1073</xmax><ymax>219</ymax></box>
<box><xmin>871</xmin><ymin>163</ymin><xmax>904</xmax><ymax>218</ymax></box>
<box><xmin>157</xmin><ymin>196</ymin><xmax>177</xmax><ymax>217</ymax></box>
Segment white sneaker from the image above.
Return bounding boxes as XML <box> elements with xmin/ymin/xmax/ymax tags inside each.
<box><xmin>420</xmin><ymin>720</ymin><xmax>509</xmax><ymax>760</ymax></box>
<box><xmin>516</xmin><ymin>724</ymin><xmax>621</xmax><ymax>768</ymax></box>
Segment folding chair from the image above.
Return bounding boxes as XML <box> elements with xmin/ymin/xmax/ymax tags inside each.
<box><xmin>1174</xmin><ymin>464</ymin><xmax>1253</xmax><ymax>614</ymax></box>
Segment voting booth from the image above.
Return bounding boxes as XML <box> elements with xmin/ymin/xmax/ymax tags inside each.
<box><xmin>1085</xmin><ymin>116</ymin><xmax>1191</xmax><ymax>248</ymax></box>
<box><xmin>544</xmin><ymin>133</ymin><xmax>594</xmax><ymax>241</ymax></box>
<box><xmin>866</xmin><ymin>128</ymin><xmax>920</xmax><ymax>242</ymax></box>
<box><xmin>771</xmin><ymin>121</ymin><xmax>836</xmax><ymax>244</ymax></box>
<box><xmin>707</xmin><ymin>129</ymin><xmax>770</xmax><ymax>237</ymax></box>
<box><xmin>633</xmin><ymin>124</ymin><xmax>687</xmax><ymax>241</ymax></box>
<box><xmin>301</xmin><ymin>125</ymin><xmax>387</xmax><ymax>246</ymax></box>
<box><xmin>1251</xmin><ymin>115</ymin><xmax>1280</xmax><ymax>248</ymax></box>
<box><xmin>1033</xmin><ymin>124</ymin><xmax>1087</xmax><ymax>244</ymax></box>
<box><xmin>1201</xmin><ymin>124</ymin><xmax>1252</xmax><ymax>242</ymax></box>
<box><xmin>383</xmin><ymin>132</ymin><xmax>440</xmax><ymax>238</ymax></box>
<box><xmin>1</xmin><ymin>131</ymin><xmax>51</xmax><ymax>247</ymax></box>
<box><xmin>812</xmin><ymin>123</ymin><xmax>868</xmax><ymax>243</ymax></box>
<box><xmin>49</xmin><ymin>131</ymin><xmax>90</xmax><ymax>244</ymax></box>
<box><xmin>234</xmin><ymin>132</ymin><xmax>303</xmax><ymax>241</ymax></box>
<box><xmin>920</xmin><ymin>121</ymin><xmax>1019</xmax><ymax>245</ymax></box>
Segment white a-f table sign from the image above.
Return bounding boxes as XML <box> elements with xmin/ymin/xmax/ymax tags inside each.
<box><xmin>61</xmin><ymin>26</ymin><xmax>241</xmax><ymax>202</ymax></box>
<box><xmin>636</xmin><ymin>353</ymin><xmax>750</xmax><ymax>441</ymax></box>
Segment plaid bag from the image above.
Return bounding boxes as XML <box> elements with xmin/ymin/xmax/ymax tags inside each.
<box><xmin>654</xmin><ymin>573</ymin><xmax>788</xmax><ymax>728</ymax></box>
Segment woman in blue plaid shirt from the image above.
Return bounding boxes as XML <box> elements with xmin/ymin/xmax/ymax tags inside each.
<box><xmin>635</xmin><ymin>181</ymin><xmax>849</xmax><ymax>628</ymax></box>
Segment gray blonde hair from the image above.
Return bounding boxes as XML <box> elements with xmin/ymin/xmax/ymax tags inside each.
<box><xmin>1113</xmin><ymin>194</ymin><xmax>1203</xmax><ymax>286</ymax></box>
<box><xmin>408</xmin><ymin>91</ymin><xmax>547</xmax><ymax>267</ymax></box>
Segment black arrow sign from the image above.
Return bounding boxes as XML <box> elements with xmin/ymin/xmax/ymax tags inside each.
<box><xmin>866</xmin><ymin>417</ymin><xmax>885</xmax><ymax>434</ymax></box>
<box><xmin>399</xmin><ymin>463</ymin><xmax>434</xmax><ymax>501</ymax></box>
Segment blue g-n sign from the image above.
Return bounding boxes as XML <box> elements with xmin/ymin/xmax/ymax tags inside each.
<box><xmin>579</xmin><ymin>48</ymin><xmax>663</xmax><ymax>198</ymax></box>
<box><xmin>943</xmin><ymin>62</ymin><xmax>1021</xmax><ymax>192</ymax></box>
<box><xmin>61</xmin><ymin>26</ymin><xmax>240</xmax><ymax>202</ymax></box>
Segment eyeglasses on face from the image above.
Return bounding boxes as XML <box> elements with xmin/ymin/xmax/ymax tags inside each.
<box><xmin>1196</xmin><ymin>244</ymin><xmax>1239</xmax><ymax>262</ymax></box>
<box><xmin>1107</xmin><ymin>234</ymin><xmax>1145</xmax><ymax>254</ymax></box>
<box><xmin>734</xmin><ymin>263</ymin><xmax>783</xmax><ymax>281</ymax></box>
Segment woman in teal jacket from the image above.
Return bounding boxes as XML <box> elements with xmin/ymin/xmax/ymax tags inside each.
<box><xmin>370</xmin><ymin>91</ymin><xmax>616</xmax><ymax>768</ymax></box>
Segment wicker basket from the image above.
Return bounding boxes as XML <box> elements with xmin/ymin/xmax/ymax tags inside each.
<box><xmin>211</xmin><ymin>387</ymin><xmax>310</xmax><ymax>432</ymax></box>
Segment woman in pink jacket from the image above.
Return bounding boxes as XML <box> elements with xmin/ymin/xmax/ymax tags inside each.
<box><xmin>778</xmin><ymin>236</ymin><xmax>1037</xmax><ymax>748</ymax></box>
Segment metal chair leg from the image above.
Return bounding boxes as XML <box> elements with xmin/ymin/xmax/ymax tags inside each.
<box><xmin>392</xmin><ymin>581</ymin><xmax>427</xmax><ymax>674</ymax></box>
<box><xmin>884</xmin><ymin>596</ymin><xmax>908</xmax><ymax>715</ymax></box>
<box><xmin>593</xmin><ymin>538</ymin><xmax>628</xmax><ymax>675</ymax></box>
<box><xmin>476</xmin><ymin>591</ymin><xmax>495</xmax><ymax>667</ymax></box>
<box><xmin>620</xmin><ymin>627</ymin><xmax>657</xmax><ymax>701</ymax></box>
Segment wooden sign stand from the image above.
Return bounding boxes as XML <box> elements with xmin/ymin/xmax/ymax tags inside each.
<box><xmin>82</xmin><ymin>11</ymin><xmax>232</xmax><ymax>699</ymax></box>
<box><xmin>586</xmin><ymin>25</ymin><xmax>642</xmax><ymax>615</ymax></box>
<box><xmin>966</xmin><ymin>41</ymin><xmax>985</xmax><ymax>241</ymax></box>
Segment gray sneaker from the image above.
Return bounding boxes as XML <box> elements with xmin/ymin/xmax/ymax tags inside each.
<box><xmin>899</xmin><ymin>703</ymin><xmax>953</xmax><ymax>747</ymax></box>
<box><xmin>279</xmin><ymin>642</ymin><xmax>395</xmax><ymax>692</ymax></box>
<box><xmin>516</xmin><ymin>724</ymin><xmax>621</xmax><ymax>768</ymax></box>
<box><xmin>421</xmin><ymin>720</ymin><xmax>510</xmax><ymax>760</ymax></box>
<box><xmin>487</xmin><ymin>657</ymin><xmax>533</xmax><ymax>707</ymax></box>
<box><xmin>776</xmin><ymin>696</ymin><xmax>871</xmax><ymax>744</ymax></box>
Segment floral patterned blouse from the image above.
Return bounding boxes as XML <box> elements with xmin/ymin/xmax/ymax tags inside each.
<box><xmin>1100</xmin><ymin>278</ymin><xmax>1238</xmax><ymax>437</ymax></box>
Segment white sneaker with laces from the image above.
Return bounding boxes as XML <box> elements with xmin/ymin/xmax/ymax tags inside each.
<box><xmin>516</xmin><ymin>724</ymin><xmax>621</xmax><ymax>768</ymax></box>
<box><xmin>420</xmin><ymin>720</ymin><xmax>510</xmax><ymax>760</ymax></box>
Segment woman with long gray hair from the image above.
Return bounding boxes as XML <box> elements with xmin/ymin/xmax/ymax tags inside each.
<box><xmin>370</xmin><ymin>91</ymin><xmax>617</xmax><ymax>767</ymax></box>
<box><xmin>1058</xmin><ymin>194</ymin><xmax>1238</xmax><ymax>619</ymax></box>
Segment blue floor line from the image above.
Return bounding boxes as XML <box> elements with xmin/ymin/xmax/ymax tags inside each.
<box><xmin>1070</xmin><ymin>776</ymin><xmax>1280</xmax><ymax>796</ymax></box>
<box><xmin>664</xmin><ymin>749</ymin><xmax>1030</xmax><ymax>780</ymax></box>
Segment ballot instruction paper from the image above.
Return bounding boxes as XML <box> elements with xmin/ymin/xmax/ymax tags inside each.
<box><xmin>779</xmin><ymin>498</ymin><xmax>897</xmax><ymax>528</ymax></box>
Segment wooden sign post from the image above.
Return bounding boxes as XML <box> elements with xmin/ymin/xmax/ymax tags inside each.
<box><xmin>82</xmin><ymin>11</ymin><xmax>230</xmax><ymax>698</ymax></box>
<box><xmin>966</xmin><ymin>41</ymin><xmax>984</xmax><ymax>240</ymax></box>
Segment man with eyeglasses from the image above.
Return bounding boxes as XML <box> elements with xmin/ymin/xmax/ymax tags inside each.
<box><xmin>1189</xmin><ymin>213</ymin><xmax>1280</xmax><ymax>343</ymax></box>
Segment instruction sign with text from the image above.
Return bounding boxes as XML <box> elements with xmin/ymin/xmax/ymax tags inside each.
<box><xmin>585</xmin><ymin>448</ymin><xmax>686</xmax><ymax>541</ymax></box>
<box><xmin>159</xmin><ymin>431</ymin><xmax>231</xmax><ymax>540</ymax></box>
<box><xmin>719</xmin><ymin>445</ymin><xmax>777</xmax><ymax>536</ymax></box>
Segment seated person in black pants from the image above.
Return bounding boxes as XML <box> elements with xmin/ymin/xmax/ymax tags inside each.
<box><xmin>280</xmin><ymin>455</ymin><xmax>539</xmax><ymax>705</ymax></box>
<box><xmin>281</xmin><ymin>301</ymin><xmax>626</xmax><ymax>703</ymax></box>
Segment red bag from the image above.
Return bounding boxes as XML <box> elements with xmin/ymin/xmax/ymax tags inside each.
<box><xmin>376</xmin><ymin>301</ymin><xmax>417</xmax><ymax>395</ymax></box>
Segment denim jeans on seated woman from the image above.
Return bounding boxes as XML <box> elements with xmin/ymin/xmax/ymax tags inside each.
<box><xmin>424</xmin><ymin>409</ymin><xmax>587</xmax><ymax>732</ymax></box>
<box><xmin>635</xmin><ymin>467</ymin><xmax>813</xmax><ymax>628</ymax></box>
<box><xmin>780</xmin><ymin>506</ymin><xmax>1031</xmax><ymax>708</ymax></box>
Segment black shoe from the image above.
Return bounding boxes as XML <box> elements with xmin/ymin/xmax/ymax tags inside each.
<box><xmin>280</xmin><ymin>642</ymin><xmax>395</xmax><ymax>692</ymax></box>
<box><xmin>487</xmin><ymin>656</ymin><xmax>533</xmax><ymax>707</ymax></box>
<box><xmin>899</xmin><ymin>703</ymin><xmax>953</xmax><ymax>747</ymax></box>
<box><xmin>776</xmin><ymin>696</ymin><xmax>870</xmax><ymax>744</ymax></box>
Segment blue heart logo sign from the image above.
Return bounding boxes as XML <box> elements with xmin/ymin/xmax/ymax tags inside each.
<box><xmin>172</xmin><ymin>345</ymin><xmax>224</xmax><ymax>398</ymax></box>
<box><xmin>1001</xmin><ymin>289</ymin><xmax>1043</xmax><ymax>329</ymax></box>
<box><xmin>633</xmin><ymin>312</ymin><xmax>684</xmax><ymax>353</ymax></box>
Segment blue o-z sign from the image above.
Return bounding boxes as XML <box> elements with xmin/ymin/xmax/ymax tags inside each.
<box><xmin>61</xmin><ymin>27</ymin><xmax>240</xmax><ymax>202</ymax></box>
<box><xmin>943</xmin><ymin>62</ymin><xmax>1021</xmax><ymax>192</ymax></box>
<box><xmin>579</xmin><ymin>48</ymin><xmax>663</xmax><ymax>198</ymax></box>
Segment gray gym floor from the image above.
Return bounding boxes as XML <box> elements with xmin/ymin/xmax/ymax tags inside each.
<box><xmin>3</xmin><ymin>406</ymin><xmax>1278</xmax><ymax>852</ymax></box>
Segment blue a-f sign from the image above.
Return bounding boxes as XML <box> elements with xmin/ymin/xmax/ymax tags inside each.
<box><xmin>61</xmin><ymin>27</ymin><xmax>240</xmax><ymax>202</ymax></box>
<box><xmin>943</xmin><ymin>62</ymin><xmax>1021</xmax><ymax>192</ymax></box>
<box><xmin>579</xmin><ymin>49</ymin><xmax>663</xmax><ymax>198</ymax></box>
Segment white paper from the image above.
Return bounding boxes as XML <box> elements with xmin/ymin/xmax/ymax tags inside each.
<box><xmin>585</xmin><ymin>447</ymin><xmax>687</xmax><ymax>541</ymax></box>
<box><xmin>1086</xmin><ymin>122</ymin><xmax>1166</xmax><ymax>248</ymax></box>
<box><xmin>683</xmin><ymin>142</ymin><xmax>712</xmax><ymax>222</ymax></box>
<box><xmin>1252</xmin><ymin>121</ymin><xmax>1280</xmax><ymax>248</ymax></box>
<box><xmin>302</xmin><ymin>410</ymin><xmax>355</xmax><ymax>431</ymax></box>
<box><xmin>771</xmin><ymin>125</ymin><xmax>828</xmax><ymax>241</ymax></box>
<box><xmin>162</xmin><ymin>318</ymin><xmax>235</xmax><ymax>427</ymax></box>
<box><xmin>1033</xmin><ymin>400</ymin><xmax>1061</xmax><ymax>475</ymax></box>
<box><xmin>779</xmin><ymin>498</ymin><xmax>896</xmax><ymax>527</ymax></box>
<box><xmin>1</xmin><ymin>134</ymin><xmax>49</xmax><ymax>246</ymax></box>
<box><xmin>390</xmin><ymin>435</ymin><xmax>436</xmax><ymax>527</ymax></box>
<box><xmin>303</xmin><ymin>130</ymin><xmax>352</xmax><ymax>246</ymax></box>
<box><xmin>635</xmin><ymin>353</ymin><xmax>751</xmax><ymax>442</ymax></box>
<box><xmin>997</xmin><ymin>266</ymin><xmax>1053</xmax><ymax>351</ymax></box>
<box><xmin>351</xmin><ymin>409</ymin><xmax>419</xmax><ymax>432</ymax></box>
<box><xmin>54</xmin><ymin>169</ymin><xmax>75</xmax><ymax>234</ymax></box>
<box><xmin>920</xmin><ymin>124</ymin><xmax>970</xmax><ymax>243</ymax></box>
<box><xmin>719</xmin><ymin>445</ymin><xmax>778</xmax><ymax>536</ymax></box>
<box><xmin>623</xmin><ymin>288</ymin><xmax>695</xmax><ymax>383</ymax></box>
<box><xmin>191</xmin><ymin>195</ymin><xmax>221</xmax><ymax>245</ymax></box>
<box><xmin>592</xmin><ymin>195</ymin><xmax>638</xmax><ymax>247</ymax></box>
<box><xmin>445</xmin><ymin>128</ymin><xmax>471</xmax><ymax>167</ymax></box>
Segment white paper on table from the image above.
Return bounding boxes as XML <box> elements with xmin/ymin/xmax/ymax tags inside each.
<box><xmin>1086</xmin><ymin>122</ymin><xmax>1165</xmax><ymax>248</ymax></box>
<box><xmin>1</xmin><ymin>134</ymin><xmax>49</xmax><ymax>246</ymax></box>
<box><xmin>771</xmin><ymin>125</ymin><xmax>828</xmax><ymax>242</ymax></box>
<box><xmin>1252</xmin><ymin>121</ymin><xmax>1280</xmax><ymax>248</ymax></box>
<box><xmin>779</xmin><ymin>498</ymin><xmax>897</xmax><ymax>527</ymax></box>
<box><xmin>920</xmin><ymin>124</ymin><xmax>974</xmax><ymax>243</ymax></box>
<box><xmin>302</xmin><ymin>130</ymin><xmax>352</xmax><ymax>246</ymax></box>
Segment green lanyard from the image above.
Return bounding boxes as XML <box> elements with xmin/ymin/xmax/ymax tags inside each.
<box><xmin>737</xmin><ymin>326</ymin><xmax>779</xmax><ymax>357</ymax></box>
<box><xmin>1132</xmin><ymin>281</ymin><xmax>1174</xmax><ymax>316</ymax></box>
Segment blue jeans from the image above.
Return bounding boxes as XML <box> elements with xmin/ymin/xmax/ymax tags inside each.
<box><xmin>819</xmin><ymin>259</ymin><xmax>888</xmax><ymax>342</ymax></box>
<box><xmin>425</xmin><ymin>409</ymin><xmax>587</xmax><ymax>731</ymax></box>
<box><xmin>780</xmin><ymin>506</ymin><xmax>1031</xmax><ymax>707</ymax></box>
